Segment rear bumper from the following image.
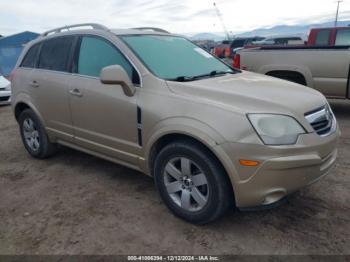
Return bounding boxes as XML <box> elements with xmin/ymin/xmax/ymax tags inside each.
<box><xmin>0</xmin><ymin>90</ymin><xmax>11</xmax><ymax>105</ymax></box>
<box><xmin>218</xmin><ymin>128</ymin><xmax>339</xmax><ymax>208</ymax></box>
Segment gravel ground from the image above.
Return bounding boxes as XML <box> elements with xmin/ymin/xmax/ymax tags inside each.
<box><xmin>0</xmin><ymin>100</ymin><xmax>349</xmax><ymax>255</ymax></box>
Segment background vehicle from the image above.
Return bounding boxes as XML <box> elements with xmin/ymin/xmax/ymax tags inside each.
<box><xmin>307</xmin><ymin>27</ymin><xmax>350</xmax><ymax>46</ymax></box>
<box><xmin>212</xmin><ymin>40</ymin><xmax>231</xmax><ymax>58</ymax></box>
<box><xmin>213</xmin><ymin>37</ymin><xmax>265</xmax><ymax>58</ymax></box>
<box><xmin>234</xmin><ymin>27</ymin><xmax>350</xmax><ymax>99</ymax></box>
<box><xmin>0</xmin><ymin>75</ymin><xmax>11</xmax><ymax>105</ymax></box>
<box><xmin>192</xmin><ymin>39</ymin><xmax>217</xmax><ymax>52</ymax></box>
<box><xmin>252</xmin><ymin>36</ymin><xmax>304</xmax><ymax>46</ymax></box>
<box><xmin>11</xmin><ymin>24</ymin><xmax>339</xmax><ymax>224</ymax></box>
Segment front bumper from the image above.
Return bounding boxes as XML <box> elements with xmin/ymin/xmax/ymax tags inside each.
<box><xmin>218</xmin><ymin>128</ymin><xmax>339</xmax><ymax>208</ymax></box>
<box><xmin>0</xmin><ymin>90</ymin><xmax>11</xmax><ymax>105</ymax></box>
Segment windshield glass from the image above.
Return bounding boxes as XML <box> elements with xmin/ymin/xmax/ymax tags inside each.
<box><xmin>121</xmin><ymin>35</ymin><xmax>234</xmax><ymax>80</ymax></box>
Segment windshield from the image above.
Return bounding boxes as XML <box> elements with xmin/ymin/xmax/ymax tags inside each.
<box><xmin>121</xmin><ymin>35</ymin><xmax>234</xmax><ymax>81</ymax></box>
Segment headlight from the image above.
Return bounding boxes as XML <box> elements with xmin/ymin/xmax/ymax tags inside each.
<box><xmin>248</xmin><ymin>114</ymin><xmax>306</xmax><ymax>145</ymax></box>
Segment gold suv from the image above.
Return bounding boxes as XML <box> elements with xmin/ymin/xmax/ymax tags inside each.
<box><xmin>11</xmin><ymin>24</ymin><xmax>339</xmax><ymax>224</ymax></box>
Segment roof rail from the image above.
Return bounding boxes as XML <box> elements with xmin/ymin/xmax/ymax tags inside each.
<box><xmin>40</xmin><ymin>23</ymin><xmax>109</xmax><ymax>37</ymax></box>
<box><xmin>132</xmin><ymin>27</ymin><xmax>170</xmax><ymax>34</ymax></box>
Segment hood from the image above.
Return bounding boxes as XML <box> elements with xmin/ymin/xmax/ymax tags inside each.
<box><xmin>166</xmin><ymin>71</ymin><xmax>326</xmax><ymax>116</ymax></box>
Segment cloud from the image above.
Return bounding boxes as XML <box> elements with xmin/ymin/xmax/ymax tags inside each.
<box><xmin>0</xmin><ymin>0</ymin><xmax>350</xmax><ymax>36</ymax></box>
<box><xmin>190</xmin><ymin>8</ymin><xmax>216</xmax><ymax>18</ymax></box>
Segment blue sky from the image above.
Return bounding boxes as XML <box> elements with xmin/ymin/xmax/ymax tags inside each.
<box><xmin>1</xmin><ymin>0</ymin><xmax>350</xmax><ymax>36</ymax></box>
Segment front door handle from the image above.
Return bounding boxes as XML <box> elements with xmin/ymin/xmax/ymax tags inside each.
<box><xmin>30</xmin><ymin>81</ymin><xmax>39</xmax><ymax>88</ymax></box>
<box><xmin>69</xmin><ymin>88</ymin><xmax>83</xmax><ymax>97</ymax></box>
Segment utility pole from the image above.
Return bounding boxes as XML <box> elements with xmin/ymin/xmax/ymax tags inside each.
<box><xmin>335</xmin><ymin>0</ymin><xmax>343</xmax><ymax>27</ymax></box>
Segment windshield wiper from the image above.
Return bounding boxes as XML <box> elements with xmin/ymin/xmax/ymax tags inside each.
<box><xmin>169</xmin><ymin>76</ymin><xmax>196</xmax><ymax>82</ymax></box>
<box><xmin>168</xmin><ymin>70</ymin><xmax>234</xmax><ymax>82</ymax></box>
<box><xmin>209</xmin><ymin>70</ymin><xmax>234</xmax><ymax>76</ymax></box>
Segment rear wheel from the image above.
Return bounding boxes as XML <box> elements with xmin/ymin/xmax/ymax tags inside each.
<box><xmin>154</xmin><ymin>141</ymin><xmax>233</xmax><ymax>224</ymax></box>
<box><xmin>19</xmin><ymin>109</ymin><xmax>57</xmax><ymax>159</ymax></box>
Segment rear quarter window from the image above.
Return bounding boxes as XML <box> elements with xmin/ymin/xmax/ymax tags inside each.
<box><xmin>21</xmin><ymin>44</ymin><xmax>41</xmax><ymax>68</ymax></box>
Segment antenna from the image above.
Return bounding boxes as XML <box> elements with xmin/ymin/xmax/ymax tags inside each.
<box><xmin>335</xmin><ymin>0</ymin><xmax>343</xmax><ymax>27</ymax></box>
<box><xmin>213</xmin><ymin>2</ymin><xmax>231</xmax><ymax>40</ymax></box>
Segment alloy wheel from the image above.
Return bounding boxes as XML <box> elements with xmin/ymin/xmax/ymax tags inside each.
<box><xmin>163</xmin><ymin>157</ymin><xmax>209</xmax><ymax>212</ymax></box>
<box><xmin>22</xmin><ymin>118</ymin><xmax>40</xmax><ymax>152</ymax></box>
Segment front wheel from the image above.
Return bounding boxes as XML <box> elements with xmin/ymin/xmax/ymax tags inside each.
<box><xmin>154</xmin><ymin>141</ymin><xmax>233</xmax><ymax>224</ymax></box>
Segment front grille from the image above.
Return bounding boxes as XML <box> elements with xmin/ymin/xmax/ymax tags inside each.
<box><xmin>0</xmin><ymin>96</ymin><xmax>10</xmax><ymax>102</ymax></box>
<box><xmin>305</xmin><ymin>104</ymin><xmax>336</xmax><ymax>136</ymax></box>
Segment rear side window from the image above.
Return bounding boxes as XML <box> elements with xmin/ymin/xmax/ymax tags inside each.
<box><xmin>335</xmin><ymin>29</ymin><xmax>350</xmax><ymax>46</ymax></box>
<box><xmin>77</xmin><ymin>36</ymin><xmax>137</xmax><ymax>83</ymax></box>
<box><xmin>315</xmin><ymin>30</ymin><xmax>331</xmax><ymax>45</ymax></box>
<box><xmin>21</xmin><ymin>44</ymin><xmax>41</xmax><ymax>68</ymax></box>
<box><xmin>38</xmin><ymin>37</ymin><xmax>74</xmax><ymax>72</ymax></box>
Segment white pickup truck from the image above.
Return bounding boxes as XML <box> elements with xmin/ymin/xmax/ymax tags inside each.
<box><xmin>235</xmin><ymin>45</ymin><xmax>350</xmax><ymax>99</ymax></box>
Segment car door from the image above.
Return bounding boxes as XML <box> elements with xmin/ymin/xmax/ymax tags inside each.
<box><xmin>27</xmin><ymin>36</ymin><xmax>76</xmax><ymax>142</ymax></box>
<box><xmin>68</xmin><ymin>35</ymin><xmax>141</xmax><ymax>165</ymax></box>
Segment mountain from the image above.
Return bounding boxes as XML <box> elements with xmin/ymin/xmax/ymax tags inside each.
<box><xmin>236</xmin><ymin>20</ymin><xmax>350</xmax><ymax>38</ymax></box>
<box><xmin>189</xmin><ymin>20</ymin><xmax>350</xmax><ymax>41</ymax></box>
<box><xmin>189</xmin><ymin>32</ymin><xmax>224</xmax><ymax>41</ymax></box>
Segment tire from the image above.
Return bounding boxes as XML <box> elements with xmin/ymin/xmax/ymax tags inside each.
<box><xmin>154</xmin><ymin>141</ymin><xmax>233</xmax><ymax>224</ymax></box>
<box><xmin>18</xmin><ymin>109</ymin><xmax>57</xmax><ymax>159</ymax></box>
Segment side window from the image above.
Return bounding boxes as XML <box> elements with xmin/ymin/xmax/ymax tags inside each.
<box><xmin>21</xmin><ymin>44</ymin><xmax>41</xmax><ymax>68</ymax></box>
<box><xmin>38</xmin><ymin>37</ymin><xmax>74</xmax><ymax>72</ymax></box>
<box><xmin>335</xmin><ymin>29</ymin><xmax>350</xmax><ymax>46</ymax></box>
<box><xmin>78</xmin><ymin>36</ymin><xmax>139</xmax><ymax>84</ymax></box>
<box><xmin>315</xmin><ymin>30</ymin><xmax>331</xmax><ymax>45</ymax></box>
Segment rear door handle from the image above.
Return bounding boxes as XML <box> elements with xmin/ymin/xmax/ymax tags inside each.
<box><xmin>69</xmin><ymin>88</ymin><xmax>83</xmax><ymax>97</ymax></box>
<box><xmin>30</xmin><ymin>81</ymin><xmax>39</xmax><ymax>88</ymax></box>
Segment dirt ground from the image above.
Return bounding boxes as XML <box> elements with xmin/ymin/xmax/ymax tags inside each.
<box><xmin>0</xmin><ymin>100</ymin><xmax>349</xmax><ymax>255</ymax></box>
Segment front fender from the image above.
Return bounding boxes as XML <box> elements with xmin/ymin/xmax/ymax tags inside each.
<box><xmin>140</xmin><ymin>117</ymin><xmax>240</xmax><ymax>186</ymax></box>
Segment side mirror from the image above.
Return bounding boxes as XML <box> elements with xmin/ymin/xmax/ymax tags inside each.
<box><xmin>100</xmin><ymin>65</ymin><xmax>136</xmax><ymax>97</ymax></box>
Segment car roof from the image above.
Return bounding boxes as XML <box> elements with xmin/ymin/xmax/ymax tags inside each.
<box><xmin>38</xmin><ymin>24</ymin><xmax>172</xmax><ymax>38</ymax></box>
<box><xmin>312</xmin><ymin>27</ymin><xmax>350</xmax><ymax>30</ymax></box>
<box><xmin>25</xmin><ymin>24</ymin><xmax>177</xmax><ymax>49</ymax></box>
<box><xmin>110</xmin><ymin>29</ymin><xmax>171</xmax><ymax>36</ymax></box>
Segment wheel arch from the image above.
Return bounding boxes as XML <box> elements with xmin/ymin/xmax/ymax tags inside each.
<box><xmin>13</xmin><ymin>94</ymin><xmax>46</xmax><ymax>126</ymax></box>
<box><xmin>143</xmin><ymin>121</ymin><xmax>239</xmax><ymax>201</ymax></box>
<box><xmin>14</xmin><ymin>102</ymin><xmax>31</xmax><ymax>121</ymax></box>
<box><xmin>266</xmin><ymin>70</ymin><xmax>307</xmax><ymax>85</ymax></box>
<box><xmin>147</xmin><ymin>132</ymin><xmax>236</xmax><ymax>202</ymax></box>
<box><xmin>148</xmin><ymin>133</ymin><xmax>217</xmax><ymax>175</ymax></box>
<box><xmin>258</xmin><ymin>65</ymin><xmax>314</xmax><ymax>88</ymax></box>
